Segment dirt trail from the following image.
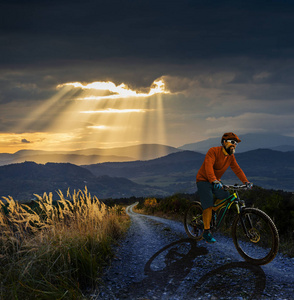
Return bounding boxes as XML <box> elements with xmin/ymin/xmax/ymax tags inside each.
<box><xmin>93</xmin><ymin>203</ymin><xmax>294</xmax><ymax>300</ymax></box>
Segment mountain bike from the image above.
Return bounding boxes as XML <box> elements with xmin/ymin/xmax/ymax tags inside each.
<box><xmin>184</xmin><ymin>184</ymin><xmax>279</xmax><ymax>265</ymax></box>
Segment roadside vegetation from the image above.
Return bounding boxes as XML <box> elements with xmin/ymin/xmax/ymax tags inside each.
<box><xmin>1</xmin><ymin>185</ymin><xmax>293</xmax><ymax>299</ymax></box>
<box><xmin>0</xmin><ymin>188</ymin><xmax>129</xmax><ymax>299</ymax></box>
<box><xmin>135</xmin><ymin>186</ymin><xmax>294</xmax><ymax>258</ymax></box>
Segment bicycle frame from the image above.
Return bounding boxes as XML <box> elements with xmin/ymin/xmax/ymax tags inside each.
<box><xmin>212</xmin><ymin>189</ymin><xmax>244</xmax><ymax>230</ymax></box>
<box><xmin>213</xmin><ymin>186</ymin><xmax>254</xmax><ymax>240</ymax></box>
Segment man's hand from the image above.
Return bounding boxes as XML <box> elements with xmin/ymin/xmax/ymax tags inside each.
<box><xmin>213</xmin><ymin>181</ymin><xmax>223</xmax><ymax>189</ymax></box>
<box><xmin>245</xmin><ymin>182</ymin><xmax>253</xmax><ymax>189</ymax></box>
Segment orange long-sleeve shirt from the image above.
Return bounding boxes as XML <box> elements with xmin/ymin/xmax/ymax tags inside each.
<box><xmin>196</xmin><ymin>146</ymin><xmax>248</xmax><ymax>184</ymax></box>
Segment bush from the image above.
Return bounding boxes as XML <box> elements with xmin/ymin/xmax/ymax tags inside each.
<box><xmin>138</xmin><ymin>194</ymin><xmax>194</xmax><ymax>217</ymax></box>
<box><xmin>143</xmin><ymin>198</ymin><xmax>158</xmax><ymax>213</ymax></box>
<box><xmin>156</xmin><ymin>194</ymin><xmax>195</xmax><ymax>216</ymax></box>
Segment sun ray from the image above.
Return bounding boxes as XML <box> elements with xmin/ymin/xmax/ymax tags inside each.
<box><xmin>80</xmin><ymin>108</ymin><xmax>148</xmax><ymax>114</ymax></box>
<box><xmin>13</xmin><ymin>86</ymin><xmax>75</xmax><ymax>133</ymax></box>
<box><xmin>6</xmin><ymin>78</ymin><xmax>170</xmax><ymax>152</ymax></box>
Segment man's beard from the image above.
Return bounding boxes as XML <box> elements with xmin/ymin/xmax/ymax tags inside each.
<box><xmin>226</xmin><ymin>146</ymin><xmax>235</xmax><ymax>155</ymax></box>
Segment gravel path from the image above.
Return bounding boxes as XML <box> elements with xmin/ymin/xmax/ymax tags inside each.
<box><xmin>92</xmin><ymin>203</ymin><xmax>294</xmax><ymax>300</ymax></box>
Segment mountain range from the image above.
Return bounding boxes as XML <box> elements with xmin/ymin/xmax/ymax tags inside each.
<box><xmin>0</xmin><ymin>144</ymin><xmax>180</xmax><ymax>166</ymax></box>
<box><xmin>1</xmin><ymin>133</ymin><xmax>294</xmax><ymax>167</ymax></box>
<box><xmin>1</xmin><ymin>133</ymin><xmax>294</xmax><ymax>201</ymax></box>
<box><xmin>1</xmin><ymin>148</ymin><xmax>294</xmax><ymax>202</ymax></box>
<box><xmin>179</xmin><ymin>133</ymin><xmax>294</xmax><ymax>153</ymax></box>
<box><xmin>83</xmin><ymin>149</ymin><xmax>294</xmax><ymax>193</ymax></box>
<box><xmin>0</xmin><ymin>161</ymin><xmax>165</xmax><ymax>201</ymax></box>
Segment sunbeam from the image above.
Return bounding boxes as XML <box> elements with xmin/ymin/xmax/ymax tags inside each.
<box><xmin>80</xmin><ymin>108</ymin><xmax>148</xmax><ymax>114</ymax></box>
<box><xmin>13</xmin><ymin>86</ymin><xmax>75</xmax><ymax>134</ymax></box>
<box><xmin>5</xmin><ymin>78</ymin><xmax>171</xmax><ymax>153</ymax></box>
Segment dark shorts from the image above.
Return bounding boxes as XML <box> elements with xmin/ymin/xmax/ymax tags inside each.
<box><xmin>196</xmin><ymin>181</ymin><xmax>230</xmax><ymax>210</ymax></box>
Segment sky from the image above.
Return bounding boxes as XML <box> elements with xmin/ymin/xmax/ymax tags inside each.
<box><xmin>1</xmin><ymin>0</ymin><xmax>294</xmax><ymax>153</ymax></box>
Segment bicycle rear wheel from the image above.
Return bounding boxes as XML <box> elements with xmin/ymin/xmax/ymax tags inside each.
<box><xmin>184</xmin><ymin>202</ymin><xmax>204</xmax><ymax>240</ymax></box>
<box><xmin>232</xmin><ymin>208</ymin><xmax>279</xmax><ymax>265</ymax></box>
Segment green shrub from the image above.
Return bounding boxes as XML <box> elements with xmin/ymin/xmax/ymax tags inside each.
<box><xmin>156</xmin><ymin>194</ymin><xmax>191</xmax><ymax>215</ymax></box>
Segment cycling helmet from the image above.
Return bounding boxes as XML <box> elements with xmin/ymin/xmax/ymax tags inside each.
<box><xmin>221</xmin><ymin>132</ymin><xmax>241</xmax><ymax>144</ymax></box>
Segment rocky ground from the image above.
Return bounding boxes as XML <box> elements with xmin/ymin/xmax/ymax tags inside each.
<box><xmin>91</xmin><ymin>203</ymin><xmax>294</xmax><ymax>300</ymax></box>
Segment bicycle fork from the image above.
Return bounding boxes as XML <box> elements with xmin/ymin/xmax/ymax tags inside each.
<box><xmin>237</xmin><ymin>204</ymin><xmax>255</xmax><ymax>240</ymax></box>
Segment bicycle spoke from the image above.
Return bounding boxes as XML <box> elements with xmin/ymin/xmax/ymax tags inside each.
<box><xmin>184</xmin><ymin>203</ymin><xmax>204</xmax><ymax>240</ymax></box>
<box><xmin>232</xmin><ymin>208</ymin><xmax>279</xmax><ymax>265</ymax></box>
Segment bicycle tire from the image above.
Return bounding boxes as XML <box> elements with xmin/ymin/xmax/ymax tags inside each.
<box><xmin>184</xmin><ymin>202</ymin><xmax>204</xmax><ymax>240</ymax></box>
<box><xmin>232</xmin><ymin>207</ymin><xmax>279</xmax><ymax>265</ymax></box>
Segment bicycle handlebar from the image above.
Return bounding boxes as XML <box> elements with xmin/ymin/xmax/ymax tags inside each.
<box><xmin>223</xmin><ymin>184</ymin><xmax>252</xmax><ymax>190</ymax></box>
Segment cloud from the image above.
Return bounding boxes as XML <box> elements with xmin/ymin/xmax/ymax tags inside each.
<box><xmin>21</xmin><ymin>139</ymin><xmax>31</xmax><ymax>144</ymax></box>
<box><xmin>1</xmin><ymin>0</ymin><xmax>294</xmax><ymax>68</ymax></box>
<box><xmin>57</xmin><ymin>78</ymin><xmax>171</xmax><ymax>100</ymax></box>
<box><xmin>206</xmin><ymin>113</ymin><xmax>294</xmax><ymax>136</ymax></box>
<box><xmin>1</xmin><ymin>0</ymin><xmax>294</xmax><ymax>151</ymax></box>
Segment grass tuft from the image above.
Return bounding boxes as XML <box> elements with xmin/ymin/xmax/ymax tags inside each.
<box><xmin>0</xmin><ymin>187</ymin><xmax>129</xmax><ymax>299</ymax></box>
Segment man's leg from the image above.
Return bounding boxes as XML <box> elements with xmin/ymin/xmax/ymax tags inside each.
<box><xmin>202</xmin><ymin>207</ymin><xmax>216</xmax><ymax>243</ymax></box>
<box><xmin>202</xmin><ymin>207</ymin><xmax>213</xmax><ymax>230</ymax></box>
<box><xmin>213</xmin><ymin>187</ymin><xmax>230</xmax><ymax>212</ymax></box>
<box><xmin>196</xmin><ymin>182</ymin><xmax>216</xmax><ymax>243</ymax></box>
<box><xmin>212</xmin><ymin>199</ymin><xmax>225</xmax><ymax>211</ymax></box>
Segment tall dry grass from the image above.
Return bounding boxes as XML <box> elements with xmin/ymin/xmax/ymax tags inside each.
<box><xmin>0</xmin><ymin>188</ymin><xmax>129</xmax><ymax>299</ymax></box>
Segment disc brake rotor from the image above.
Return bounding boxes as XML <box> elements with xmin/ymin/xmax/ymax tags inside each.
<box><xmin>248</xmin><ymin>228</ymin><xmax>260</xmax><ymax>243</ymax></box>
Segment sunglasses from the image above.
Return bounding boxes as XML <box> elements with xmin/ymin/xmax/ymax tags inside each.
<box><xmin>226</xmin><ymin>140</ymin><xmax>238</xmax><ymax>145</ymax></box>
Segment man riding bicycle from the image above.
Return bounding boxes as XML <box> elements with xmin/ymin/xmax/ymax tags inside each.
<box><xmin>196</xmin><ymin>132</ymin><xmax>252</xmax><ymax>244</ymax></box>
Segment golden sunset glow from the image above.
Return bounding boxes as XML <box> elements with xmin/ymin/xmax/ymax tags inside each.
<box><xmin>80</xmin><ymin>108</ymin><xmax>147</xmax><ymax>114</ymax></box>
<box><xmin>0</xmin><ymin>132</ymin><xmax>76</xmax><ymax>153</ymax></box>
<box><xmin>87</xmin><ymin>125</ymin><xmax>108</xmax><ymax>130</ymax></box>
<box><xmin>57</xmin><ymin>79</ymin><xmax>170</xmax><ymax>100</ymax></box>
<box><xmin>0</xmin><ymin>78</ymin><xmax>171</xmax><ymax>153</ymax></box>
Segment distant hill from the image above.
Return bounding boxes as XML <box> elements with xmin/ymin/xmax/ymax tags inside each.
<box><xmin>1</xmin><ymin>149</ymin><xmax>294</xmax><ymax>202</ymax></box>
<box><xmin>83</xmin><ymin>149</ymin><xmax>294</xmax><ymax>192</ymax></box>
<box><xmin>0</xmin><ymin>162</ymin><xmax>168</xmax><ymax>201</ymax></box>
<box><xmin>0</xmin><ymin>144</ymin><xmax>180</xmax><ymax>166</ymax></box>
<box><xmin>83</xmin><ymin>150</ymin><xmax>202</xmax><ymax>178</ymax></box>
<box><xmin>229</xmin><ymin>149</ymin><xmax>294</xmax><ymax>191</ymax></box>
<box><xmin>179</xmin><ymin>133</ymin><xmax>294</xmax><ymax>153</ymax></box>
<box><xmin>271</xmin><ymin>145</ymin><xmax>294</xmax><ymax>152</ymax></box>
<box><xmin>83</xmin><ymin>150</ymin><xmax>204</xmax><ymax>194</ymax></box>
<box><xmin>70</xmin><ymin>144</ymin><xmax>180</xmax><ymax>160</ymax></box>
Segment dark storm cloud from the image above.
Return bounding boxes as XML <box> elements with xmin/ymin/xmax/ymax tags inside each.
<box><xmin>1</xmin><ymin>0</ymin><xmax>294</xmax><ymax>97</ymax></box>
<box><xmin>1</xmin><ymin>0</ymin><xmax>294</xmax><ymax>147</ymax></box>
<box><xmin>0</xmin><ymin>74</ymin><xmax>55</xmax><ymax>104</ymax></box>
<box><xmin>1</xmin><ymin>0</ymin><xmax>294</xmax><ymax>67</ymax></box>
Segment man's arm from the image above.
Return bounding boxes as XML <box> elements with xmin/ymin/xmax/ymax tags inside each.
<box><xmin>204</xmin><ymin>148</ymin><xmax>219</xmax><ymax>183</ymax></box>
<box><xmin>230</xmin><ymin>156</ymin><xmax>248</xmax><ymax>183</ymax></box>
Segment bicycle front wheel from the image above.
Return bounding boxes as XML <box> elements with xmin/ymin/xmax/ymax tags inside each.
<box><xmin>232</xmin><ymin>208</ymin><xmax>279</xmax><ymax>265</ymax></box>
<box><xmin>184</xmin><ymin>202</ymin><xmax>204</xmax><ymax>240</ymax></box>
